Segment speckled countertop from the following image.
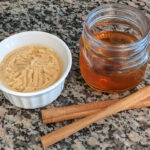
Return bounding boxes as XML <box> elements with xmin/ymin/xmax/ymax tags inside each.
<box><xmin>0</xmin><ymin>0</ymin><xmax>150</xmax><ymax>150</ymax></box>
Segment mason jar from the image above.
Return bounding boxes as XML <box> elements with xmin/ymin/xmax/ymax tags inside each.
<box><xmin>80</xmin><ymin>4</ymin><xmax>150</xmax><ymax>92</ymax></box>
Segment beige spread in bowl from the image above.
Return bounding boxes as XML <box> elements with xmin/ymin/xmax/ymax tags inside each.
<box><xmin>0</xmin><ymin>45</ymin><xmax>63</xmax><ymax>92</ymax></box>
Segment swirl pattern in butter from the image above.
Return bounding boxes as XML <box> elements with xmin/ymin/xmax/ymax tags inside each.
<box><xmin>0</xmin><ymin>45</ymin><xmax>63</xmax><ymax>92</ymax></box>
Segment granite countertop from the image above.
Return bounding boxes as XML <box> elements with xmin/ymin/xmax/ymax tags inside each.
<box><xmin>0</xmin><ymin>0</ymin><xmax>150</xmax><ymax>150</ymax></box>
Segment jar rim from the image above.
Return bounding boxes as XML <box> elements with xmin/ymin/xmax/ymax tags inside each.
<box><xmin>84</xmin><ymin>4</ymin><xmax>150</xmax><ymax>50</ymax></box>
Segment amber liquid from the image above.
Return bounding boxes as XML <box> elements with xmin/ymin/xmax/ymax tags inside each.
<box><xmin>80</xmin><ymin>31</ymin><xmax>147</xmax><ymax>92</ymax></box>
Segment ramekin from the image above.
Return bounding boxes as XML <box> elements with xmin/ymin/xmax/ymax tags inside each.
<box><xmin>0</xmin><ymin>31</ymin><xmax>72</xmax><ymax>109</ymax></box>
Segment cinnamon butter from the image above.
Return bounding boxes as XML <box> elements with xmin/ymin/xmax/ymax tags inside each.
<box><xmin>0</xmin><ymin>45</ymin><xmax>63</xmax><ymax>92</ymax></box>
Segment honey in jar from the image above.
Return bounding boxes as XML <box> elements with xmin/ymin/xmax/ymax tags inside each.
<box><xmin>80</xmin><ymin>5</ymin><xmax>150</xmax><ymax>92</ymax></box>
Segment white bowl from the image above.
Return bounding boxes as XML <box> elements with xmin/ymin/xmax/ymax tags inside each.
<box><xmin>0</xmin><ymin>31</ymin><xmax>72</xmax><ymax>109</ymax></box>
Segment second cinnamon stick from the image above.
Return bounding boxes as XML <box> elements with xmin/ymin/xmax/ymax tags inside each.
<box><xmin>42</xmin><ymin>97</ymin><xmax>150</xmax><ymax>123</ymax></box>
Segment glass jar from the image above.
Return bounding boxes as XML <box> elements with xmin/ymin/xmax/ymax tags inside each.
<box><xmin>80</xmin><ymin>4</ymin><xmax>150</xmax><ymax>92</ymax></box>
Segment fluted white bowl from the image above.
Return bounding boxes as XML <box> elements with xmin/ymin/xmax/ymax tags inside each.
<box><xmin>0</xmin><ymin>31</ymin><xmax>72</xmax><ymax>109</ymax></box>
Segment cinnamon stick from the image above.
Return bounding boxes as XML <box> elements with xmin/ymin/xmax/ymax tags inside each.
<box><xmin>42</xmin><ymin>99</ymin><xmax>117</xmax><ymax>123</ymax></box>
<box><xmin>43</xmin><ymin>109</ymin><xmax>99</xmax><ymax>124</ymax></box>
<box><xmin>42</xmin><ymin>97</ymin><xmax>150</xmax><ymax>124</ymax></box>
<box><xmin>41</xmin><ymin>86</ymin><xmax>150</xmax><ymax>148</ymax></box>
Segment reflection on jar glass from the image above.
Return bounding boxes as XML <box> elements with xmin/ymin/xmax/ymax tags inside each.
<box><xmin>80</xmin><ymin>4</ymin><xmax>150</xmax><ymax>92</ymax></box>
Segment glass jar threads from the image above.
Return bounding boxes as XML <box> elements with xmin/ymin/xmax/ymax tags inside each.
<box><xmin>80</xmin><ymin>4</ymin><xmax>150</xmax><ymax>92</ymax></box>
